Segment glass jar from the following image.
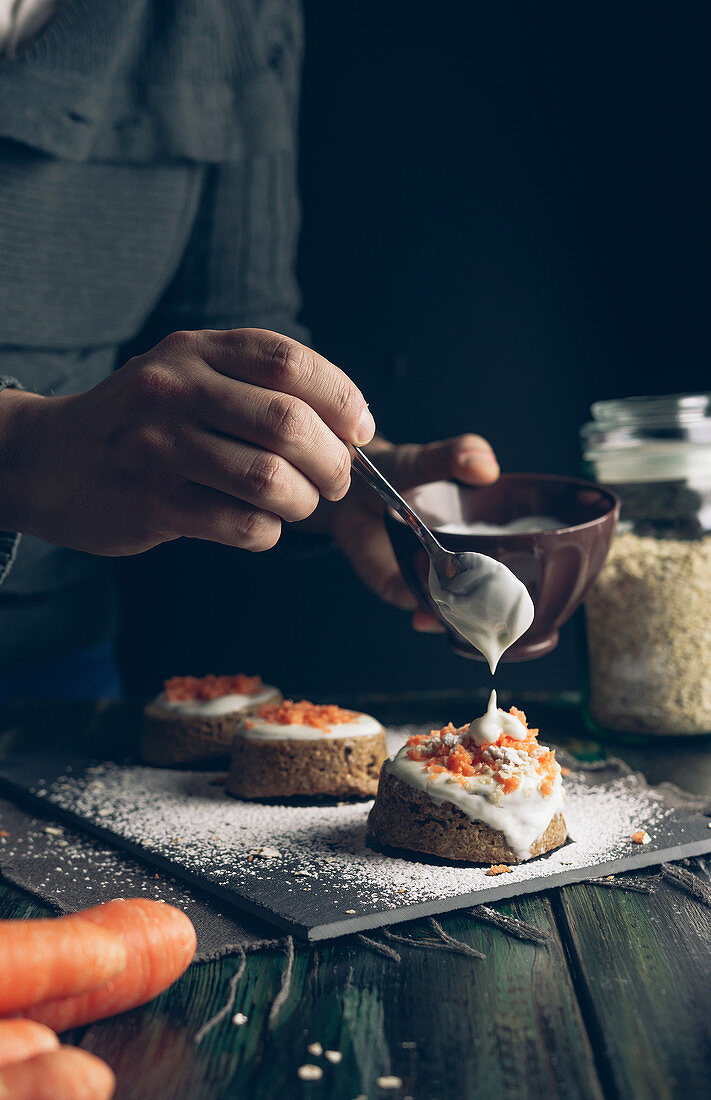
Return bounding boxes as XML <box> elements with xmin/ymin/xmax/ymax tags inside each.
<box><xmin>580</xmin><ymin>393</ymin><xmax>711</xmax><ymax>738</ymax></box>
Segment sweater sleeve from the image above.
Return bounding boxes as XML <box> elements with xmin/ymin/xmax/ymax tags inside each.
<box><xmin>0</xmin><ymin>375</ymin><xmax>22</xmax><ymax>585</ymax></box>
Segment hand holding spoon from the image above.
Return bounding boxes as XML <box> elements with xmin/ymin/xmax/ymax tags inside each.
<box><xmin>351</xmin><ymin>447</ymin><xmax>534</xmax><ymax>671</ymax></box>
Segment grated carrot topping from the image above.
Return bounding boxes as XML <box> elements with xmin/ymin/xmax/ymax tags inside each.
<box><xmin>632</xmin><ymin>829</ymin><xmax>651</xmax><ymax>844</ymax></box>
<box><xmin>486</xmin><ymin>864</ymin><xmax>513</xmax><ymax>876</ymax></box>
<box><xmin>164</xmin><ymin>673</ymin><xmax>264</xmax><ymax>701</ymax></box>
<box><xmin>255</xmin><ymin>699</ymin><xmax>359</xmax><ymax>731</ymax></box>
<box><xmin>405</xmin><ymin>708</ymin><xmax>558</xmax><ymax>796</ymax></box>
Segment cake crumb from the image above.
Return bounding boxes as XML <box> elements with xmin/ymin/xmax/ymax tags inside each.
<box><xmin>307</xmin><ymin>1042</ymin><xmax>323</xmax><ymax>1056</ymax></box>
<box><xmin>632</xmin><ymin>829</ymin><xmax>651</xmax><ymax>845</ymax></box>
<box><xmin>325</xmin><ymin>1050</ymin><xmax>342</xmax><ymax>1064</ymax></box>
<box><xmin>297</xmin><ymin>1064</ymin><xmax>323</xmax><ymax>1081</ymax></box>
<box><xmin>345</xmin><ymin>909</ymin><xmax>356</xmax><ymax>914</ymax></box>
<box><xmin>486</xmin><ymin>864</ymin><xmax>513</xmax><ymax>876</ymax></box>
<box><xmin>232</xmin><ymin>1012</ymin><xmax>248</xmax><ymax>1026</ymax></box>
<box><xmin>248</xmin><ymin>846</ymin><xmax>281</xmax><ymax>861</ymax></box>
<box><xmin>376</xmin><ymin>1076</ymin><xmax>403</xmax><ymax>1090</ymax></box>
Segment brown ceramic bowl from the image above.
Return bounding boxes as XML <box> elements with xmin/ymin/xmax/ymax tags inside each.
<box><xmin>385</xmin><ymin>473</ymin><xmax>619</xmax><ymax>661</ymax></box>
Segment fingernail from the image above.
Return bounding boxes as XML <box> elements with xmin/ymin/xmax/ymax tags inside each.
<box><xmin>356</xmin><ymin>407</ymin><xmax>376</xmax><ymax>444</ymax></box>
<box><xmin>458</xmin><ymin>452</ymin><xmax>499</xmax><ymax>473</ymax></box>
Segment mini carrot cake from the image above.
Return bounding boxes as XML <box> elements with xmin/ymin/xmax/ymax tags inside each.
<box><xmin>226</xmin><ymin>699</ymin><xmax>387</xmax><ymax>800</ymax></box>
<box><xmin>142</xmin><ymin>674</ymin><xmax>281</xmax><ymax>766</ymax></box>
<box><xmin>367</xmin><ymin>691</ymin><xmax>566</xmax><ymax>864</ymax></box>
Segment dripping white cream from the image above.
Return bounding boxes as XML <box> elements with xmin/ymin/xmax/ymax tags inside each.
<box><xmin>386</xmin><ymin>694</ymin><xmax>563</xmax><ymax>860</ymax></box>
<box><xmin>427</xmin><ymin>554</ymin><xmax>534</xmax><ymax>672</ymax></box>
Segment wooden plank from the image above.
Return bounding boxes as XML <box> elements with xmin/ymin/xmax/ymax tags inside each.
<box><xmin>554</xmin><ymin>870</ymin><xmax>711</xmax><ymax>1100</ymax></box>
<box><xmin>76</xmin><ymin>897</ymin><xmax>603</xmax><ymax>1100</ymax></box>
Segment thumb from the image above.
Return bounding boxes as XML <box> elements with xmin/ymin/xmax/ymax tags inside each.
<box><xmin>379</xmin><ymin>434</ymin><xmax>500</xmax><ymax>491</ymax></box>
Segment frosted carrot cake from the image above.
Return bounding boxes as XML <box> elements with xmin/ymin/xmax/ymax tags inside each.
<box><xmin>227</xmin><ymin>699</ymin><xmax>387</xmax><ymax>800</ymax></box>
<box><xmin>367</xmin><ymin>691</ymin><xmax>566</xmax><ymax>863</ymax></box>
<box><xmin>142</xmin><ymin>674</ymin><xmax>281</xmax><ymax>766</ymax></box>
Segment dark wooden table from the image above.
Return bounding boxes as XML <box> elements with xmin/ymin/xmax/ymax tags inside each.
<box><xmin>2</xmin><ymin>694</ymin><xmax>711</xmax><ymax>1100</ymax></box>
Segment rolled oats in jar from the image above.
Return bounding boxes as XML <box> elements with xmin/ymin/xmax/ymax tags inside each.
<box><xmin>581</xmin><ymin>393</ymin><xmax>711</xmax><ymax>737</ymax></box>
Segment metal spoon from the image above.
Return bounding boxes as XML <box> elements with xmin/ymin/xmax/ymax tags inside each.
<box><xmin>351</xmin><ymin>447</ymin><xmax>535</xmax><ymax>670</ymax></box>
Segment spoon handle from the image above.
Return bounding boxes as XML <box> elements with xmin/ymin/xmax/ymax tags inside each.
<box><xmin>351</xmin><ymin>447</ymin><xmax>443</xmax><ymax>558</ymax></box>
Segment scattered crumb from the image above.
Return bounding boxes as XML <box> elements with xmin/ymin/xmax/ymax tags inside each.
<box><xmin>345</xmin><ymin>909</ymin><xmax>356</xmax><ymax>914</ymax></box>
<box><xmin>297</xmin><ymin>1065</ymin><xmax>323</xmax><ymax>1081</ymax></box>
<box><xmin>96</xmin><ymin>807</ymin><xmax>113</xmax><ymax>817</ymax></box>
<box><xmin>561</xmin><ymin>767</ymin><xmax>572</xmax><ymax>776</ymax></box>
<box><xmin>153</xmin><ymin>873</ymin><xmax>160</xmax><ymax>880</ymax></box>
<box><xmin>248</xmin><ymin>845</ymin><xmax>281</xmax><ymax>861</ymax></box>
<box><xmin>307</xmin><ymin>1042</ymin><xmax>323</xmax><ymax>1057</ymax></box>
<box><xmin>632</xmin><ymin>830</ymin><xmax>651</xmax><ymax>845</ymax></box>
<box><xmin>325</xmin><ymin>1050</ymin><xmax>342</xmax><ymax>1064</ymax></box>
<box><xmin>486</xmin><ymin>864</ymin><xmax>513</xmax><ymax>876</ymax></box>
<box><xmin>232</xmin><ymin>1012</ymin><xmax>248</xmax><ymax>1027</ymax></box>
<box><xmin>0</xmin><ymin>830</ymin><xmax>9</xmax><ymax>838</ymax></box>
<box><xmin>44</xmin><ymin>826</ymin><xmax>63</xmax><ymax>835</ymax></box>
<box><xmin>376</xmin><ymin>1076</ymin><xmax>403</xmax><ymax>1090</ymax></box>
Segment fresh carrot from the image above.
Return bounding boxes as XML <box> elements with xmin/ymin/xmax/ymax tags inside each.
<box><xmin>0</xmin><ymin>915</ymin><xmax>127</xmax><ymax>1015</ymax></box>
<box><xmin>22</xmin><ymin>898</ymin><xmax>196</xmax><ymax>1033</ymax></box>
<box><xmin>0</xmin><ymin>1046</ymin><xmax>115</xmax><ymax>1100</ymax></box>
<box><xmin>0</xmin><ymin>1019</ymin><xmax>59</xmax><ymax>1067</ymax></box>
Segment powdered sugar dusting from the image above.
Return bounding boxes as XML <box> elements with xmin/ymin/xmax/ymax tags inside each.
<box><xmin>7</xmin><ymin>724</ymin><xmax>699</xmax><ymax>939</ymax></box>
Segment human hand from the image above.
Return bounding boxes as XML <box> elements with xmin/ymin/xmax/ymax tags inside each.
<box><xmin>0</xmin><ymin>330</ymin><xmax>375</xmax><ymax>555</ymax></box>
<box><xmin>327</xmin><ymin>435</ymin><xmax>500</xmax><ymax>631</ymax></box>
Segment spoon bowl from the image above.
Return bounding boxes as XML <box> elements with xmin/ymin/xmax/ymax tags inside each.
<box><xmin>352</xmin><ymin>449</ymin><xmax>534</xmax><ymax>667</ymax></box>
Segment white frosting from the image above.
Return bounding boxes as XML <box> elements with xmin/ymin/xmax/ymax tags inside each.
<box><xmin>436</xmin><ymin>516</ymin><xmax>563</xmax><ymax>535</ymax></box>
<box><xmin>427</xmin><ymin>555</ymin><xmax>534</xmax><ymax>672</ymax></box>
<box><xmin>239</xmin><ymin>712</ymin><xmax>384</xmax><ymax>742</ymax></box>
<box><xmin>467</xmin><ymin>689</ymin><xmax>527</xmax><ymax>745</ymax></box>
<box><xmin>152</xmin><ymin>686</ymin><xmax>279</xmax><ymax>718</ymax></box>
<box><xmin>387</xmin><ymin>697</ymin><xmax>563</xmax><ymax>860</ymax></box>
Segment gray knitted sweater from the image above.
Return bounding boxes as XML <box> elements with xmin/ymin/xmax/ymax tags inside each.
<box><xmin>0</xmin><ymin>0</ymin><xmax>306</xmax><ymax>667</ymax></box>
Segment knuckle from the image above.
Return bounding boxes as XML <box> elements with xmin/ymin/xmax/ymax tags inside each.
<box><xmin>133</xmin><ymin>421</ymin><xmax>172</xmax><ymax>464</ymax></box>
<box><xmin>331</xmin><ymin>377</ymin><xmax>360</xmax><ymax>420</ymax></box>
<box><xmin>239</xmin><ymin>508</ymin><xmax>281</xmax><ymax>551</ymax></box>
<box><xmin>133</xmin><ymin>361</ymin><xmax>185</xmax><ymax>406</ymax></box>
<box><xmin>160</xmin><ymin>329</ymin><xmax>200</xmax><ymax>358</ymax></box>
<box><xmin>266</xmin><ymin>393</ymin><xmax>310</xmax><ymax>445</ymax></box>
<box><xmin>244</xmin><ymin>451</ymin><xmax>286</xmax><ymax>503</ymax></box>
<box><xmin>261</xmin><ymin>334</ymin><xmax>308</xmax><ymax>390</ymax></box>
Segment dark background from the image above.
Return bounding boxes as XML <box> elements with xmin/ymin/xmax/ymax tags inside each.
<box><xmin>118</xmin><ymin>1</ymin><xmax>710</xmax><ymax>700</ymax></box>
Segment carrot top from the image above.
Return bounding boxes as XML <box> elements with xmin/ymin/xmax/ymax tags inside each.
<box><xmin>252</xmin><ymin>699</ymin><xmax>359</xmax><ymax>731</ymax></box>
<box><xmin>406</xmin><ymin>708</ymin><xmax>558</xmax><ymax>797</ymax></box>
<box><xmin>164</xmin><ymin>673</ymin><xmax>264</xmax><ymax>701</ymax></box>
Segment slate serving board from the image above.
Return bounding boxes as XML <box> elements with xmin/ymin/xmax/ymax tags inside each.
<box><xmin>1</xmin><ymin>728</ymin><xmax>710</xmax><ymax>941</ymax></box>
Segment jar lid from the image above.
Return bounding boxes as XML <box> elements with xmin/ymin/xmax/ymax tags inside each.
<box><xmin>581</xmin><ymin>393</ymin><xmax>711</xmax><ymax>483</ymax></box>
<box><xmin>584</xmin><ymin>393</ymin><xmax>711</xmax><ymax>434</ymax></box>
